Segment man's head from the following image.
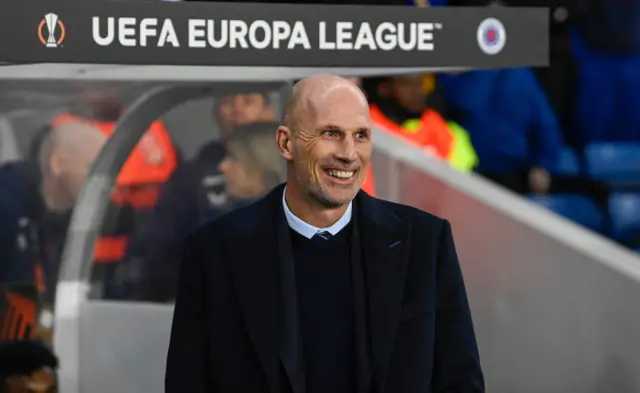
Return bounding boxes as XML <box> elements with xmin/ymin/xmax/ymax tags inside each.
<box><xmin>0</xmin><ymin>340</ymin><xmax>58</xmax><ymax>393</ymax></box>
<box><xmin>376</xmin><ymin>74</ymin><xmax>426</xmax><ymax>114</ymax></box>
<box><xmin>277</xmin><ymin>74</ymin><xmax>371</xmax><ymax>208</ymax></box>
<box><xmin>214</xmin><ymin>93</ymin><xmax>275</xmax><ymax>138</ymax></box>
<box><xmin>218</xmin><ymin>121</ymin><xmax>284</xmax><ymax>199</ymax></box>
<box><xmin>39</xmin><ymin>121</ymin><xmax>107</xmax><ymax>212</ymax></box>
<box><xmin>74</xmin><ymin>85</ymin><xmax>123</xmax><ymax>122</ymax></box>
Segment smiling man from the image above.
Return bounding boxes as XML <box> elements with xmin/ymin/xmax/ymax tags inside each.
<box><xmin>165</xmin><ymin>74</ymin><xmax>484</xmax><ymax>393</ymax></box>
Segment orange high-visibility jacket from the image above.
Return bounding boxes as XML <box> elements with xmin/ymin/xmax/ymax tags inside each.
<box><xmin>51</xmin><ymin>113</ymin><xmax>178</xmax><ymax>187</ymax></box>
<box><xmin>369</xmin><ymin>104</ymin><xmax>453</xmax><ymax>160</ymax></box>
<box><xmin>362</xmin><ymin>166</ymin><xmax>376</xmax><ymax>196</ymax></box>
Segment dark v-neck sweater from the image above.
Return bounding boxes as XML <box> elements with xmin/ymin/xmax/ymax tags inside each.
<box><xmin>290</xmin><ymin>225</ymin><xmax>355</xmax><ymax>393</ymax></box>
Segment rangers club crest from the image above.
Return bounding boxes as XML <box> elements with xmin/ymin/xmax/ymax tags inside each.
<box><xmin>477</xmin><ymin>17</ymin><xmax>506</xmax><ymax>55</ymax></box>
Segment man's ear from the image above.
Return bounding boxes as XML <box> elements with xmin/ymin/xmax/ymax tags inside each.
<box><xmin>49</xmin><ymin>150</ymin><xmax>64</xmax><ymax>177</ymax></box>
<box><xmin>276</xmin><ymin>126</ymin><xmax>294</xmax><ymax>161</ymax></box>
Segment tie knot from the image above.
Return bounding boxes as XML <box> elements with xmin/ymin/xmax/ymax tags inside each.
<box><xmin>312</xmin><ymin>230</ymin><xmax>333</xmax><ymax>241</ymax></box>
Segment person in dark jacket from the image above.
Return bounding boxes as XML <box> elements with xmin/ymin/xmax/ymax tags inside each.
<box><xmin>0</xmin><ymin>162</ymin><xmax>44</xmax><ymax>286</ymax></box>
<box><xmin>438</xmin><ymin>68</ymin><xmax>563</xmax><ymax>193</ymax></box>
<box><xmin>0</xmin><ymin>122</ymin><xmax>106</xmax><ymax>293</ymax></box>
<box><xmin>165</xmin><ymin>74</ymin><xmax>484</xmax><ymax>393</ymax></box>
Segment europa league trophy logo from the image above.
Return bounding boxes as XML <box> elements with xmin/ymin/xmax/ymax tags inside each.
<box><xmin>44</xmin><ymin>13</ymin><xmax>59</xmax><ymax>48</ymax></box>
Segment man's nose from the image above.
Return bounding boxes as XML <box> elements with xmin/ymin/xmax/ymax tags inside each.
<box><xmin>335</xmin><ymin>136</ymin><xmax>358</xmax><ymax>162</ymax></box>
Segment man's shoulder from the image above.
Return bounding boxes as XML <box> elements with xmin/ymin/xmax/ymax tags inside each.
<box><xmin>365</xmin><ymin>193</ymin><xmax>447</xmax><ymax>233</ymax></box>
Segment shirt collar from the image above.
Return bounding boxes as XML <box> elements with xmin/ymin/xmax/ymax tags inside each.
<box><xmin>282</xmin><ymin>187</ymin><xmax>352</xmax><ymax>239</ymax></box>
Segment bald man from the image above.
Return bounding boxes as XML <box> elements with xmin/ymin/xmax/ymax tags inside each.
<box><xmin>166</xmin><ymin>74</ymin><xmax>484</xmax><ymax>393</ymax></box>
<box><xmin>39</xmin><ymin>121</ymin><xmax>107</xmax><ymax>212</ymax></box>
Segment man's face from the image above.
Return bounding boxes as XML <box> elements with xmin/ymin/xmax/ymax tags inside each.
<box><xmin>40</xmin><ymin>157</ymin><xmax>71</xmax><ymax>213</ymax></box>
<box><xmin>217</xmin><ymin>146</ymin><xmax>264</xmax><ymax>199</ymax></box>
<box><xmin>387</xmin><ymin>74</ymin><xmax>425</xmax><ymax>114</ymax></box>
<box><xmin>288</xmin><ymin>86</ymin><xmax>372</xmax><ymax>207</ymax></box>
<box><xmin>216</xmin><ymin>94</ymin><xmax>274</xmax><ymax>136</ymax></box>
<box><xmin>4</xmin><ymin>367</ymin><xmax>56</xmax><ymax>393</ymax></box>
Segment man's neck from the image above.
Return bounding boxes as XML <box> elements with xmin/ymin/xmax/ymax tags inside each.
<box><xmin>285</xmin><ymin>184</ymin><xmax>349</xmax><ymax>228</ymax></box>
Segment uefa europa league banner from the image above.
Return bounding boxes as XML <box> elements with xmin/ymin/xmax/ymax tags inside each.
<box><xmin>0</xmin><ymin>1</ymin><xmax>548</xmax><ymax>68</ymax></box>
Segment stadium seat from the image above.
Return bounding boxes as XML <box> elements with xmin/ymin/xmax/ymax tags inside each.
<box><xmin>608</xmin><ymin>193</ymin><xmax>640</xmax><ymax>245</ymax></box>
<box><xmin>584</xmin><ymin>142</ymin><xmax>640</xmax><ymax>187</ymax></box>
<box><xmin>555</xmin><ymin>146</ymin><xmax>581</xmax><ymax>176</ymax></box>
<box><xmin>528</xmin><ymin>194</ymin><xmax>604</xmax><ymax>233</ymax></box>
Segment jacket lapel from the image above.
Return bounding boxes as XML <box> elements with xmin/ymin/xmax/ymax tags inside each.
<box><xmin>277</xmin><ymin>201</ymin><xmax>307</xmax><ymax>393</ymax></box>
<box><xmin>355</xmin><ymin>192</ymin><xmax>411</xmax><ymax>392</ymax></box>
<box><xmin>229</xmin><ymin>187</ymin><xmax>284</xmax><ymax>393</ymax></box>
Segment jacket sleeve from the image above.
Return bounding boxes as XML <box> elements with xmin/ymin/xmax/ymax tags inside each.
<box><xmin>165</xmin><ymin>231</ymin><xmax>212</xmax><ymax>393</ymax></box>
<box><xmin>431</xmin><ymin>220</ymin><xmax>485</xmax><ymax>393</ymax></box>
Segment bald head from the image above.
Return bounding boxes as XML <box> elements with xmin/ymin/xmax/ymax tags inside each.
<box><xmin>283</xmin><ymin>74</ymin><xmax>368</xmax><ymax>133</ymax></box>
<box><xmin>39</xmin><ymin>121</ymin><xmax>107</xmax><ymax>212</ymax></box>
<box><xmin>40</xmin><ymin>122</ymin><xmax>107</xmax><ymax>169</ymax></box>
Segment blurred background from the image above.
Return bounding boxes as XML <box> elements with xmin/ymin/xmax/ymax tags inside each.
<box><xmin>2</xmin><ymin>0</ymin><xmax>640</xmax><ymax>392</ymax></box>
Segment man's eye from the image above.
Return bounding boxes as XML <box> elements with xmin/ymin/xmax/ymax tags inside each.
<box><xmin>356</xmin><ymin>131</ymin><xmax>369</xmax><ymax>139</ymax></box>
<box><xmin>323</xmin><ymin>130</ymin><xmax>339</xmax><ymax>137</ymax></box>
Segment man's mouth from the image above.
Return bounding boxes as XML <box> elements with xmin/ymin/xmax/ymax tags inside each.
<box><xmin>324</xmin><ymin>169</ymin><xmax>357</xmax><ymax>180</ymax></box>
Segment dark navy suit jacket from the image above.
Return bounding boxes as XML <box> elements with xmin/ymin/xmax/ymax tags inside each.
<box><xmin>165</xmin><ymin>183</ymin><xmax>484</xmax><ymax>393</ymax></box>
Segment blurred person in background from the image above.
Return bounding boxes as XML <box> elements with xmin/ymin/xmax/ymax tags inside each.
<box><xmin>431</xmin><ymin>0</ymin><xmax>585</xmax><ymax>137</ymax></box>
<box><xmin>0</xmin><ymin>122</ymin><xmax>106</xmax><ymax>295</ymax></box>
<box><xmin>50</xmin><ymin>85</ymin><xmax>180</xmax><ymax>269</ymax></box>
<box><xmin>0</xmin><ymin>340</ymin><xmax>58</xmax><ymax>393</ymax></box>
<box><xmin>437</xmin><ymin>67</ymin><xmax>562</xmax><ymax>194</ymax></box>
<box><xmin>38</xmin><ymin>122</ymin><xmax>107</xmax><ymax>214</ymax></box>
<box><xmin>438</xmin><ymin>65</ymin><xmax>610</xmax><ymax>205</ymax></box>
<box><xmin>364</xmin><ymin>74</ymin><xmax>478</xmax><ymax>172</ymax></box>
<box><xmin>118</xmin><ymin>119</ymin><xmax>283</xmax><ymax>302</ymax></box>
<box><xmin>568</xmin><ymin>0</ymin><xmax>640</xmax><ymax>147</ymax></box>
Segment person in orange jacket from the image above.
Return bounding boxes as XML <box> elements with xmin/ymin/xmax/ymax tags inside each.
<box><xmin>365</xmin><ymin>74</ymin><xmax>454</xmax><ymax>158</ymax></box>
<box><xmin>50</xmin><ymin>86</ymin><xmax>180</xmax><ymax>297</ymax></box>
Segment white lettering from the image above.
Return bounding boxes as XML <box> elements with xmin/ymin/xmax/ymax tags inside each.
<box><xmin>272</xmin><ymin>21</ymin><xmax>290</xmax><ymax>49</ymax></box>
<box><xmin>319</xmin><ymin>22</ymin><xmax>334</xmax><ymax>50</ymax></box>
<box><xmin>92</xmin><ymin>17</ymin><xmax>114</xmax><ymax>46</ymax></box>
<box><xmin>418</xmin><ymin>23</ymin><xmax>434</xmax><ymax>50</ymax></box>
<box><xmin>139</xmin><ymin>18</ymin><xmax>157</xmax><ymax>47</ymax></box>
<box><xmin>376</xmin><ymin>22</ymin><xmax>396</xmax><ymax>51</ymax></box>
<box><xmin>92</xmin><ymin>17</ymin><xmax>179</xmax><ymax>47</ymax></box>
<box><xmin>119</xmin><ymin>17</ymin><xmax>137</xmax><ymax>47</ymax></box>
<box><xmin>187</xmin><ymin>19</ymin><xmax>309</xmax><ymax>49</ymax></box>
<box><xmin>229</xmin><ymin>20</ymin><xmax>248</xmax><ymax>48</ymax></box>
<box><xmin>207</xmin><ymin>20</ymin><xmax>229</xmax><ymax>49</ymax></box>
<box><xmin>336</xmin><ymin>22</ymin><xmax>353</xmax><ymax>50</ymax></box>
<box><xmin>189</xmin><ymin>19</ymin><xmax>206</xmax><ymax>48</ymax></box>
<box><xmin>249</xmin><ymin>20</ymin><xmax>271</xmax><ymax>49</ymax></box>
<box><xmin>319</xmin><ymin>21</ymin><xmax>436</xmax><ymax>51</ymax></box>
<box><xmin>289</xmin><ymin>21</ymin><xmax>311</xmax><ymax>49</ymax></box>
<box><xmin>354</xmin><ymin>22</ymin><xmax>376</xmax><ymax>50</ymax></box>
<box><xmin>158</xmin><ymin>19</ymin><xmax>179</xmax><ymax>47</ymax></box>
<box><xmin>398</xmin><ymin>23</ymin><xmax>416</xmax><ymax>51</ymax></box>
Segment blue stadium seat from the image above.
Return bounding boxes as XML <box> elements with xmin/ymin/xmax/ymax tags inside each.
<box><xmin>555</xmin><ymin>146</ymin><xmax>581</xmax><ymax>176</ymax></box>
<box><xmin>528</xmin><ymin>194</ymin><xmax>604</xmax><ymax>233</ymax></box>
<box><xmin>608</xmin><ymin>193</ymin><xmax>640</xmax><ymax>244</ymax></box>
<box><xmin>584</xmin><ymin>142</ymin><xmax>640</xmax><ymax>187</ymax></box>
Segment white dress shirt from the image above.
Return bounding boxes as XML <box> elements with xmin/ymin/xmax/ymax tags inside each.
<box><xmin>282</xmin><ymin>187</ymin><xmax>352</xmax><ymax>239</ymax></box>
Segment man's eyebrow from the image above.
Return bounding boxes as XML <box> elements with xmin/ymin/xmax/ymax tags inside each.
<box><xmin>318</xmin><ymin>124</ymin><xmax>342</xmax><ymax>131</ymax></box>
